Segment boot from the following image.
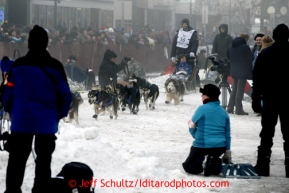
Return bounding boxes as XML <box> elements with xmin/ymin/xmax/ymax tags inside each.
<box><xmin>285</xmin><ymin>157</ymin><xmax>289</xmax><ymax>178</ymax></box>
<box><xmin>182</xmin><ymin>157</ymin><xmax>204</xmax><ymax>175</ymax></box>
<box><xmin>254</xmin><ymin>151</ymin><xmax>270</xmax><ymax>176</ymax></box>
<box><xmin>226</xmin><ymin>109</ymin><xmax>234</xmax><ymax>114</ymax></box>
<box><xmin>235</xmin><ymin>109</ymin><xmax>249</xmax><ymax>115</ymax></box>
<box><xmin>204</xmin><ymin>156</ymin><xmax>222</xmax><ymax>176</ymax></box>
<box><xmin>211</xmin><ymin>157</ymin><xmax>222</xmax><ymax>175</ymax></box>
<box><xmin>204</xmin><ymin>156</ymin><xmax>213</xmax><ymax>176</ymax></box>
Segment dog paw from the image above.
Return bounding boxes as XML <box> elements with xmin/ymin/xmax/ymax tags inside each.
<box><xmin>180</xmin><ymin>99</ymin><xmax>184</xmax><ymax>102</ymax></box>
<box><xmin>133</xmin><ymin>111</ymin><xmax>138</xmax><ymax>115</ymax></box>
<box><xmin>93</xmin><ymin>114</ymin><xmax>98</xmax><ymax>118</ymax></box>
<box><xmin>151</xmin><ymin>106</ymin><xmax>155</xmax><ymax>110</ymax></box>
<box><xmin>165</xmin><ymin>101</ymin><xmax>169</xmax><ymax>104</ymax></box>
<box><xmin>109</xmin><ymin>116</ymin><xmax>113</xmax><ymax>119</ymax></box>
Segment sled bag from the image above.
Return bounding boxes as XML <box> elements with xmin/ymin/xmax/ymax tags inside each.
<box><xmin>222</xmin><ymin>163</ymin><xmax>261</xmax><ymax>179</ymax></box>
<box><xmin>50</xmin><ymin>162</ymin><xmax>94</xmax><ymax>193</ymax></box>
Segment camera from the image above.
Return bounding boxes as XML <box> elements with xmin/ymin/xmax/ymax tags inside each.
<box><xmin>208</xmin><ymin>55</ymin><xmax>229</xmax><ymax>76</ymax></box>
<box><xmin>123</xmin><ymin>56</ymin><xmax>131</xmax><ymax>62</ymax></box>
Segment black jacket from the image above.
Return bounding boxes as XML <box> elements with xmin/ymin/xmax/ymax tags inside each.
<box><xmin>170</xmin><ymin>26</ymin><xmax>199</xmax><ymax>57</ymax></box>
<box><xmin>253</xmin><ymin>41</ymin><xmax>288</xmax><ymax>97</ymax></box>
<box><xmin>98</xmin><ymin>49</ymin><xmax>126</xmax><ymax>86</ymax></box>
<box><xmin>212</xmin><ymin>24</ymin><xmax>233</xmax><ymax>59</ymax></box>
<box><xmin>227</xmin><ymin>37</ymin><xmax>254</xmax><ymax>80</ymax></box>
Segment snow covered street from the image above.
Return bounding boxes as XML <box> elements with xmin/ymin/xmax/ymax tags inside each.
<box><xmin>0</xmin><ymin>75</ymin><xmax>288</xmax><ymax>193</ymax></box>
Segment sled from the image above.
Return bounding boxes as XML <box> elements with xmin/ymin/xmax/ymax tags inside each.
<box><xmin>227</xmin><ymin>76</ymin><xmax>251</xmax><ymax>93</ymax></box>
<box><xmin>64</xmin><ymin>65</ymin><xmax>88</xmax><ymax>83</ymax></box>
<box><xmin>160</xmin><ymin>65</ymin><xmax>175</xmax><ymax>76</ymax></box>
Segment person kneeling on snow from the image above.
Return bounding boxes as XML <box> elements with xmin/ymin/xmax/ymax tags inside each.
<box><xmin>182</xmin><ymin>84</ymin><xmax>231</xmax><ymax>176</ymax></box>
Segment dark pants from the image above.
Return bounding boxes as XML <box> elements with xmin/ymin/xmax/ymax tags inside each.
<box><xmin>258</xmin><ymin>97</ymin><xmax>289</xmax><ymax>157</ymax></box>
<box><xmin>196</xmin><ymin>71</ymin><xmax>200</xmax><ymax>87</ymax></box>
<box><xmin>182</xmin><ymin>146</ymin><xmax>225</xmax><ymax>174</ymax></box>
<box><xmin>227</xmin><ymin>78</ymin><xmax>246</xmax><ymax>111</ymax></box>
<box><xmin>5</xmin><ymin>132</ymin><xmax>57</xmax><ymax>193</ymax></box>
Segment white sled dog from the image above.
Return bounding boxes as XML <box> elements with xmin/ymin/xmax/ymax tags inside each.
<box><xmin>164</xmin><ymin>78</ymin><xmax>185</xmax><ymax>105</ymax></box>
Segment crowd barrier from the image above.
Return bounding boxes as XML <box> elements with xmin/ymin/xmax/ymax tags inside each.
<box><xmin>0</xmin><ymin>42</ymin><xmax>174</xmax><ymax>74</ymax></box>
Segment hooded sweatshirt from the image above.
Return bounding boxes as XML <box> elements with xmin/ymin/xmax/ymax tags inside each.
<box><xmin>227</xmin><ymin>37</ymin><xmax>254</xmax><ymax>80</ymax></box>
<box><xmin>212</xmin><ymin>24</ymin><xmax>233</xmax><ymax>59</ymax></box>
<box><xmin>98</xmin><ymin>49</ymin><xmax>126</xmax><ymax>86</ymax></box>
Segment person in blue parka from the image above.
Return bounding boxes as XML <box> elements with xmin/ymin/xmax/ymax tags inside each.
<box><xmin>2</xmin><ymin>25</ymin><xmax>72</xmax><ymax>193</ymax></box>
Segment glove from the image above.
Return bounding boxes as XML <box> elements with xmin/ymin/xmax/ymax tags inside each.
<box><xmin>188</xmin><ymin>120</ymin><xmax>197</xmax><ymax>128</ymax></box>
<box><xmin>171</xmin><ymin>57</ymin><xmax>176</xmax><ymax>63</ymax></box>
<box><xmin>251</xmin><ymin>92</ymin><xmax>262</xmax><ymax>113</ymax></box>
<box><xmin>190</xmin><ymin>52</ymin><xmax>195</xmax><ymax>57</ymax></box>
<box><xmin>222</xmin><ymin>150</ymin><xmax>232</xmax><ymax>164</ymax></box>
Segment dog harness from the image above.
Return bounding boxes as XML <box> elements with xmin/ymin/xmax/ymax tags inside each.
<box><xmin>95</xmin><ymin>91</ymin><xmax>114</xmax><ymax>107</ymax></box>
<box><xmin>125</xmin><ymin>88</ymin><xmax>138</xmax><ymax>104</ymax></box>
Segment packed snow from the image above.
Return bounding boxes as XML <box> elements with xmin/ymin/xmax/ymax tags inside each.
<box><xmin>0</xmin><ymin>74</ymin><xmax>288</xmax><ymax>193</ymax></box>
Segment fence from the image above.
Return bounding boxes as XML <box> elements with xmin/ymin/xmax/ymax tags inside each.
<box><xmin>0</xmin><ymin>42</ymin><xmax>174</xmax><ymax>74</ymax></box>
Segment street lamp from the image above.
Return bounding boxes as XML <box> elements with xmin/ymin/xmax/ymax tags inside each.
<box><xmin>54</xmin><ymin>0</ymin><xmax>61</xmax><ymax>28</ymax></box>
<box><xmin>190</xmin><ymin>0</ymin><xmax>192</xmax><ymax>23</ymax></box>
<box><xmin>266</xmin><ymin>0</ymin><xmax>287</xmax><ymax>29</ymax></box>
<box><xmin>229</xmin><ymin>0</ymin><xmax>231</xmax><ymax>34</ymax></box>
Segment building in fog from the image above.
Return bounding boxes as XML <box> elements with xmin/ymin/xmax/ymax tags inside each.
<box><xmin>3</xmin><ymin>0</ymin><xmax>289</xmax><ymax>35</ymax></box>
<box><xmin>31</xmin><ymin>0</ymin><xmax>117</xmax><ymax>30</ymax></box>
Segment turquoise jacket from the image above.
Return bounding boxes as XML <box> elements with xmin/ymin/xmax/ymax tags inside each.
<box><xmin>189</xmin><ymin>101</ymin><xmax>231</xmax><ymax>150</ymax></box>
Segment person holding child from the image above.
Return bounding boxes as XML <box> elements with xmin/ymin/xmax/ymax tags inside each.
<box><xmin>182</xmin><ymin>84</ymin><xmax>231</xmax><ymax>176</ymax></box>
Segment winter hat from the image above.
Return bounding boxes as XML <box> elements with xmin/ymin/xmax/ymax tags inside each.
<box><xmin>87</xmin><ymin>26</ymin><xmax>93</xmax><ymax>32</ymax></box>
<box><xmin>95</xmin><ymin>32</ymin><xmax>101</xmax><ymax>37</ymax></box>
<box><xmin>68</xmin><ymin>55</ymin><xmax>77</xmax><ymax>61</ymax></box>
<box><xmin>273</xmin><ymin>24</ymin><xmax>289</xmax><ymax>42</ymax></box>
<box><xmin>101</xmin><ymin>26</ymin><xmax>107</xmax><ymax>30</ymax></box>
<box><xmin>0</xmin><ymin>56</ymin><xmax>14</xmax><ymax>72</ymax></box>
<box><xmin>28</xmin><ymin>25</ymin><xmax>49</xmax><ymax>50</ymax></box>
<box><xmin>254</xmin><ymin>33</ymin><xmax>264</xmax><ymax>41</ymax></box>
<box><xmin>108</xmin><ymin>28</ymin><xmax>114</xmax><ymax>33</ymax></box>
<box><xmin>200</xmin><ymin>84</ymin><xmax>221</xmax><ymax>99</ymax></box>
<box><xmin>182</xmin><ymin>18</ymin><xmax>190</xmax><ymax>27</ymax></box>
<box><xmin>104</xmin><ymin>49</ymin><xmax>117</xmax><ymax>61</ymax></box>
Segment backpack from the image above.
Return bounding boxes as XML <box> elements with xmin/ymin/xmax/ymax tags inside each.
<box><xmin>50</xmin><ymin>162</ymin><xmax>95</xmax><ymax>193</ymax></box>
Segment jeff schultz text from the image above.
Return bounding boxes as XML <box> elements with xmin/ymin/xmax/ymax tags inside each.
<box><xmin>73</xmin><ymin>179</ymin><xmax>230</xmax><ymax>189</ymax></box>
